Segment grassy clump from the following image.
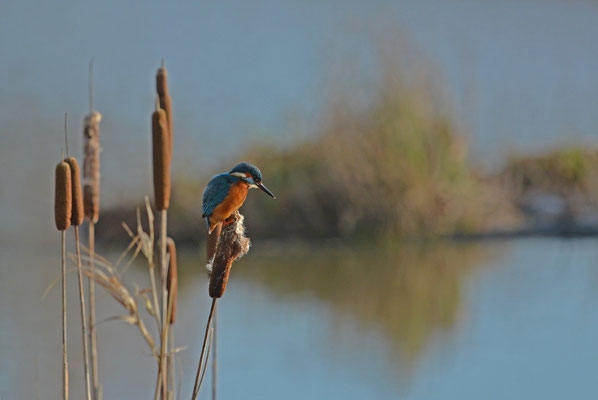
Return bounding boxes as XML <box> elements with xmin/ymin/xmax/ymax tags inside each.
<box><xmin>241</xmin><ymin>76</ymin><xmax>501</xmax><ymax>239</ymax></box>
<box><xmin>503</xmin><ymin>147</ymin><xmax>598</xmax><ymax>197</ymax></box>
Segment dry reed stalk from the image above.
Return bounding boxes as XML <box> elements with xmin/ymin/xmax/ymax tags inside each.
<box><xmin>74</xmin><ymin>227</ymin><xmax>92</xmax><ymax>400</ymax></box>
<box><xmin>135</xmin><ymin>199</ymin><xmax>162</xmax><ymax>331</ymax></box>
<box><xmin>79</xmin><ymin>197</ymin><xmax>163</xmax><ymax>363</ymax></box>
<box><xmin>152</xmin><ymin>104</ymin><xmax>171</xmax><ymax>211</ymax></box>
<box><xmin>61</xmin><ymin>230</ymin><xmax>69</xmax><ymax>400</ymax></box>
<box><xmin>81</xmin><ymin>265</ymin><xmax>157</xmax><ymax>356</ymax></box>
<box><xmin>66</xmin><ymin>156</ymin><xmax>92</xmax><ymax>400</ymax></box>
<box><xmin>156</xmin><ymin>65</ymin><xmax>173</xmax><ymax>163</ymax></box>
<box><xmin>88</xmin><ymin>223</ymin><xmax>100</xmax><ymax>400</ymax></box>
<box><xmin>156</xmin><ymin>211</ymin><xmax>169</xmax><ymax>400</ymax></box>
<box><xmin>83</xmin><ymin>109</ymin><xmax>101</xmax><ymax>399</ymax></box>
<box><xmin>55</xmin><ymin>160</ymin><xmax>71</xmax><ymax>400</ymax></box>
<box><xmin>169</xmin><ymin>328</ymin><xmax>176</xmax><ymax>400</ymax></box>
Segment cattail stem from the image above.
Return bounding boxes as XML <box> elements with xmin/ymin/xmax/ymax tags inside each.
<box><xmin>63</xmin><ymin>154</ymin><xmax>91</xmax><ymax>399</ymax></box>
<box><xmin>56</xmin><ymin>158</ymin><xmax>71</xmax><ymax>400</ymax></box>
<box><xmin>191</xmin><ymin>298</ymin><xmax>217</xmax><ymax>400</ymax></box>
<box><xmin>149</xmin><ymin>261</ymin><xmax>161</xmax><ymax>328</ymax></box>
<box><xmin>88</xmin><ymin>222</ymin><xmax>100</xmax><ymax>400</ymax></box>
<box><xmin>62</xmin><ymin>230</ymin><xmax>69</xmax><ymax>400</ymax></box>
<box><xmin>212</xmin><ymin>303</ymin><xmax>218</xmax><ymax>400</ymax></box>
<box><xmin>169</xmin><ymin>328</ymin><xmax>175</xmax><ymax>400</ymax></box>
<box><xmin>75</xmin><ymin>227</ymin><xmax>92</xmax><ymax>400</ymax></box>
<box><xmin>161</xmin><ymin>211</ymin><xmax>168</xmax><ymax>398</ymax></box>
<box><xmin>164</xmin><ymin>237</ymin><xmax>178</xmax><ymax>399</ymax></box>
<box><xmin>155</xmin><ymin>210</ymin><xmax>169</xmax><ymax>400</ymax></box>
<box><xmin>163</xmin><ymin>279</ymin><xmax>177</xmax><ymax>399</ymax></box>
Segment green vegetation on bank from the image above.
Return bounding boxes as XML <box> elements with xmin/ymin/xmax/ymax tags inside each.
<box><xmin>502</xmin><ymin>147</ymin><xmax>598</xmax><ymax>199</ymax></box>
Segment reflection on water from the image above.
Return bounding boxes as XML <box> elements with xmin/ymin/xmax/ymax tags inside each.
<box><xmin>236</xmin><ymin>242</ymin><xmax>489</xmax><ymax>374</ymax></box>
<box><xmin>4</xmin><ymin>239</ymin><xmax>598</xmax><ymax>399</ymax></box>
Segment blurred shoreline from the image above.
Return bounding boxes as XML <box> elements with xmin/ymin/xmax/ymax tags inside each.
<box><xmin>96</xmin><ymin>146</ymin><xmax>598</xmax><ymax>246</ymax></box>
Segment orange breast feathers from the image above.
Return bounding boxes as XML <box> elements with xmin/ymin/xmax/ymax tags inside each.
<box><xmin>210</xmin><ymin>181</ymin><xmax>249</xmax><ymax>224</ymax></box>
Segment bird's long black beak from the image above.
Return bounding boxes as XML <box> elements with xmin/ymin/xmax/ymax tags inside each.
<box><xmin>256</xmin><ymin>182</ymin><xmax>276</xmax><ymax>198</ymax></box>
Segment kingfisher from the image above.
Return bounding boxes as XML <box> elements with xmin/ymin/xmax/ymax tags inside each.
<box><xmin>202</xmin><ymin>162</ymin><xmax>275</xmax><ymax>233</ymax></box>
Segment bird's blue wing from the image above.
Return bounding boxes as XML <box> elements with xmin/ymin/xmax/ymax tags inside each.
<box><xmin>202</xmin><ymin>174</ymin><xmax>232</xmax><ymax>218</ymax></box>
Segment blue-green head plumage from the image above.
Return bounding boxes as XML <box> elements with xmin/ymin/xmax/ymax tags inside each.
<box><xmin>230</xmin><ymin>162</ymin><xmax>263</xmax><ymax>182</ymax></box>
<box><xmin>229</xmin><ymin>162</ymin><xmax>275</xmax><ymax>198</ymax></box>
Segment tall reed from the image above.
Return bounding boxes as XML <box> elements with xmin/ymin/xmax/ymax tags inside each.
<box><xmin>152</xmin><ymin>61</ymin><xmax>172</xmax><ymax>399</ymax></box>
<box><xmin>65</xmin><ymin>129</ymin><xmax>93</xmax><ymax>400</ymax></box>
<box><xmin>55</xmin><ymin>158</ymin><xmax>72</xmax><ymax>400</ymax></box>
<box><xmin>83</xmin><ymin>108</ymin><xmax>102</xmax><ymax>400</ymax></box>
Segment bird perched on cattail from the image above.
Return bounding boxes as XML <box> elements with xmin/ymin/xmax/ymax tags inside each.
<box><xmin>202</xmin><ymin>162</ymin><xmax>275</xmax><ymax>233</ymax></box>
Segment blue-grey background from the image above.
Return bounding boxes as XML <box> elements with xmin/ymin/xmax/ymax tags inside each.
<box><xmin>2</xmin><ymin>1</ymin><xmax>598</xmax><ymax>399</ymax></box>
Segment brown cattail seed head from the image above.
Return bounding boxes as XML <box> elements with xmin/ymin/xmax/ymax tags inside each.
<box><xmin>166</xmin><ymin>238</ymin><xmax>178</xmax><ymax>325</ymax></box>
<box><xmin>83</xmin><ymin>111</ymin><xmax>101</xmax><ymax>223</ymax></box>
<box><xmin>152</xmin><ymin>107</ymin><xmax>171</xmax><ymax>210</ymax></box>
<box><xmin>208</xmin><ymin>213</ymin><xmax>250</xmax><ymax>298</ymax></box>
<box><xmin>161</xmin><ymin>94</ymin><xmax>173</xmax><ymax>162</ymax></box>
<box><xmin>55</xmin><ymin>161</ymin><xmax>72</xmax><ymax>231</ymax></box>
<box><xmin>156</xmin><ymin>66</ymin><xmax>173</xmax><ymax>164</ymax></box>
<box><xmin>156</xmin><ymin>67</ymin><xmax>169</xmax><ymax>96</ymax></box>
<box><xmin>64</xmin><ymin>157</ymin><xmax>84</xmax><ymax>226</ymax></box>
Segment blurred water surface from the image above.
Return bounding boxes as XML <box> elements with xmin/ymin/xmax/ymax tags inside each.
<box><xmin>3</xmin><ymin>238</ymin><xmax>598</xmax><ymax>399</ymax></box>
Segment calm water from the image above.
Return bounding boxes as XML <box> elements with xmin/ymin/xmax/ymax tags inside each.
<box><xmin>3</xmin><ymin>238</ymin><xmax>598</xmax><ymax>399</ymax></box>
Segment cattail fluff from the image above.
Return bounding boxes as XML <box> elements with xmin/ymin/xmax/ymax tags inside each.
<box><xmin>55</xmin><ymin>161</ymin><xmax>72</xmax><ymax>231</ymax></box>
<box><xmin>208</xmin><ymin>213</ymin><xmax>250</xmax><ymax>298</ymax></box>
<box><xmin>64</xmin><ymin>157</ymin><xmax>84</xmax><ymax>226</ymax></box>
<box><xmin>156</xmin><ymin>66</ymin><xmax>173</xmax><ymax>163</ymax></box>
<box><xmin>152</xmin><ymin>104</ymin><xmax>171</xmax><ymax>210</ymax></box>
<box><xmin>83</xmin><ymin>112</ymin><xmax>101</xmax><ymax>223</ymax></box>
<box><xmin>166</xmin><ymin>238</ymin><xmax>178</xmax><ymax>324</ymax></box>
